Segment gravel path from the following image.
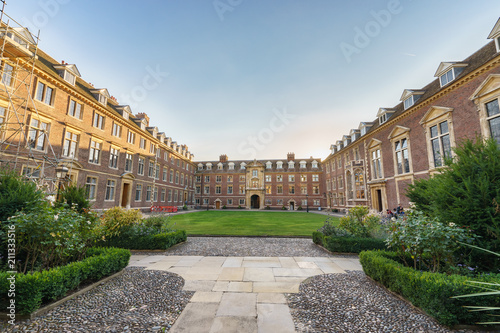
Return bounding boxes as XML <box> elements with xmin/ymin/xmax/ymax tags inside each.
<box><xmin>1</xmin><ymin>237</ymin><xmax>486</xmax><ymax>332</ymax></box>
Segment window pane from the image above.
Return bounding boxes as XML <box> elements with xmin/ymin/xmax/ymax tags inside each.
<box><xmin>430</xmin><ymin>125</ymin><xmax>438</xmax><ymax>138</ymax></box>
<box><xmin>432</xmin><ymin>138</ymin><xmax>442</xmax><ymax>167</ymax></box>
<box><xmin>401</xmin><ymin>138</ymin><xmax>407</xmax><ymax>149</ymax></box>
<box><xmin>439</xmin><ymin>121</ymin><xmax>449</xmax><ymax>134</ymax></box>
<box><xmin>489</xmin><ymin>116</ymin><xmax>500</xmax><ymax>144</ymax></box>
<box><xmin>486</xmin><ymin>99</ymin><xmax>500</xmax><ymax>117</ymax></box>
<box><xmin>441</xmin><ymin>134</ymin><xmax>451</xmax><ymax>159</ymax></box>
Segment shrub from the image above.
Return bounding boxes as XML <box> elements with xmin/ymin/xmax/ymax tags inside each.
<box><xmin>317</xmin><ymin>217</ymin><xmax>350</xmax><ymax>237</ymax></box>
<box><xmin>99</xmin><ymin>207</ymin><xmax>142</xmax><ymax>238</ymax></box>
<box><xmin>359</xmin><ymin>250</ymin><xmax>500</xmax><ymax>327</ymax></box>
<box><xmin>6</xmin><ymin>204</ymin><xmax>98</xmax><ymax>273</ymax></box>
<box><xmin>222</xmin><ymin>205</ymin><xmax>227</xmax><ymax>209</ymax></box>
<box><xmin>324</xmin><ymin>236</ymin><xmax>387</xmax><ymax>253</ymax></box>
<box><xmin>141</xmin><ymin>214</ymin><xmax>174</xmax><ymax>234</ymax></box>
<box><xmin>0</xmin><ymin>167</ymin><xmax>44</xmax><ymax>222</ymax></box>
<box><xmin>339</xmin><ymin>206</ymin><xmax>380</xmax><ymax>238</ymax></box>
<box><xmin>102</xmin><ymin>230</ymin><xmax>187</xmax><ymax>250</ymax></box>
<box><xmin>265</xmin><ymin>205</ymin><xmax>270</xmax><ymax>210</ymax></box>
<box><xmin>0</xmin><ymin>247</ymin><xmax>130</xmax><ymax>315</ymax></box>
<box><xmin>406</xmin><ymin>137</ymin><xmax>500</xmax><ymax>271</ymax></box>
<box><xmin>57</xmin><ymin>184</ymin><xmax>92</xmax><ymax>213</ymax></box>
<box><xmin>182</xmin><ymin>205</ymin><xmax>188</xmax><ymax>210</ymax></box>
<box><xmin>297</xmin><ymin>205</ymin><xmax>303</xmax><ymax>211</ymax></box>
<box><xmin>385</xmin><ymin>209</ymin><xmax>475</xmax><ymax>272</ymax></box>
<box><xmin>312</xmin><ymin>231</ymin><xmax>324</xmax><ymax>245</ymax></box>
<box><xmin>282</xmin><ymin>206</ymin><xmax>287</xmax><ymax>210</ymax></box>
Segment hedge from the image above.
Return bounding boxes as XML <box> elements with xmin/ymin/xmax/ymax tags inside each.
<box><xmin>0</xmin><ymin>247</ymin><xmax>130</xmax><ymax>315</ymax></box>
<box><xmin>101</xmin><ymin>230</ymin><xmax>187</xmax><ymax>250</ymax></box>
<box><xmin>312</xmin><ymin>231</ymin><xmax>387</xmax><ymax>253</ymax></box>
<box><xmin>359</xmin><ymin>250</ymin><xmax>500</xmax><ymax>327</ymax></box>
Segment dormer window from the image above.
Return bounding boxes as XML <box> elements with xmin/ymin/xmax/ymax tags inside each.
<box><xmin>299</xmin><ymin>161</ymin><xmax>307</xmax><ymax>169</ymax></box>
<box><xmin>336</xmin><ymin>140</ymin><xmax>344</xmax><ymax>151</ymax></box>
<box><xmin>359</xmin><ymin>122</ymin><xmax>373</xmax><ymax>136</ymax></box>
<box><xmin>90</xmin><ymin>89</ymin><xmax>110</xmax><ymax>107</ymax></box>
<box><xmin>401</xmin><ymin>90</ymin><xmax>425</xmax><ymax>110</ymax></box>
<box><xmin>276</xmin><ymin>161</ymin><xmax>283</xmax><ymax>169</ymax></box>
<box><xmin>488</xmin><ymin>18</ymin><xmax>500</xmax><ymax>52</ymax></box>
<box><xmin>312</xmin><ymin>161</ymin><xmax>319</xmax><ymax>169</ymax></box>
<box><xmin>266</xmin><ymin>161</ymin><xmax>272</xmax><ymax>169</ymax></box>
<box><xmin>54</xmin><ymin>64</ymin><xmax>81</xmax><ymax>86</ymax></box>
<box><xmin>435</xmin><ymin>62</ymin><xmax>467</xmax><ymax>87</ymax></box>
<box><xmin>217</xmin><ymin>163</ymin><xmax>223</xmax><ymax>170</ymax></box>
<box><xmin>198</xmin><ymin>163</ymin><xmax>203</xmax><ymax>170</ymax></box>
<box><xmin>342</xmin><ymin>135</ymin><xmax>351</xmax><ymax>147</ymax></box>
<box><xmin>288</xmin><ymin>161</ymin><xmax>295</xmax><ymax>169</ymax></box>
<box><xmin>377</xmin><ymin>108</ymin><xmax>395</xmax><ymax>125</ymax></box>
<box><xmin>240</xmin><ymin>162</ymin><xmax>246</xmax><ymax>170</ymax></box>
<box><xmin>350</xmin><ymin>129</ymin><xmax>360</xmax><ymax>141</ymax></box>
<box><xmin>1</xmin><ymin>27</ymin><xmax>35</xmax><ymax>52</ymax></box>
<box><xmin>116</xmin><ymin>105</ymin><xmax>132</xmax><ymax>120</ymax></box>
<box><xmin>206</xmin><ymin>163</ymin><xmax>212</xmax><ymax>170</ymax></box>
<box><xmin>330</xmin><ymin>144</ymin><xmax>337</xmax><ymax>154</ymax></box>
<box><xmin>228</xmin><ymin>162</ymin><xmax>235</xmax><ymax>170</ymax></box>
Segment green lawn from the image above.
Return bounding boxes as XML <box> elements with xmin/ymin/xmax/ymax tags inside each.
<box><xmin>168</xmin><ymin>211</ymin><xmax>337</xmax><ymax>236</ymax></box>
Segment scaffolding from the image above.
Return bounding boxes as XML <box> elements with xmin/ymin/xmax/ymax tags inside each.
<box><xmin>0</xmin><ymin>3</ymin><xmax>62</xmax><ymax>194</ymax></box>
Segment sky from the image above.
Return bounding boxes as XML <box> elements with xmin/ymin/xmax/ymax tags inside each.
<box><xmin>4</xmin><ymin>0</ymin><xmax>500</xmax><ymax>161</ymax></box>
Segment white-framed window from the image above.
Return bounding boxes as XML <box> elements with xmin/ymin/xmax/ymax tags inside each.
<box><xmin>216</xmin><ymin>175</ymin><xmax>222</xmax><ymax>182</ymax></box>
<box><xmin>138</xmin><ymin>157</ymin><xmax>145</xmax><ymax>175</ymax></box>
<box><xmin>206</xmin><ymin>163</ymin><xmax>212</xmax><ymax>170</ymax></box>
<box><xmin>153</xmin><ymin>186</ymin><xmax>158</xmax><ymax>202</ymax></box>
<box><xmin>312</xmin><ymin>174</ymin><xmax>319</xmax><ymax>182</ymax></box>
<box><xmin>277</xmin><ymin>174</ymin><xmax>283</xmax><ymax>182</ymax></box>
<box><xmin>146</xmin><ymin>185</ymin><xmax>152</xmax><ymax>201</ymax></box>
<box><xmin>92</xmin><ymin>112</ymin><xmax>105</xmax><ymax>130</ymax></box>
<box><xmin>288</xmin><ymin>175</ymin><xmax>295</xmax><ymax>182</ymax></box>
<box><xmin>312</xmin><ymin>161</ymin><xmax>318</xmax><ymax>168</ymax></box>
<box><xmin>1</xmin><ymin>62</ymin><xmax>14</xmax><ymax>87</ymax></box>
<box><xmin>371</xmin><ymin>148</ymin><xmax>382</xmax><ymax>179</ymax></box>
<box><xmin>239</xmin><ymin>175</ymin><xmax>245</xmax><ymax>182</ymax></box>
<box><xmin>266</xmin><ymin>161</ymin><xmax>272</xmax><ymax>169</ymax></box>
<box><xmin>354</xmin><ymin>170</ymin><xmax>365</xmax><ymax>199</ymax></box>
<box><xmin>68</xmin><ymin>100</ymin><xmax>82</xmax><ymax>119</ymax></box>
<box><xmin>181</xmin><ymin>173</ymin><xmax>184</xmax><ymax>185</ymax></box>
<box><xmin>63</xmin><ymin>130</ymin><xmax>79</xmax><ymax>158</ymax></box>
<box><xmin>277</xmin><ymin>185</ymin><xmax>283</xmax><ymax>194</ymax></box>
<box><xmin>127</xmin><ymin>131</ymin><xmax>135</xmax><ymax>144</ymax></box>
<box><xmin>170</xmin><ymin>170</ymin><xmax>174</xmax><ymax>183</ymax></box>
<box><xmin>394</xmin><ymin>138</ymin><xmax>410</xmax><ymax>174</ymax></box>
<box><xmin>301</xmin><ymin>186</ymin><xmax>307</xmax><ymax>194</ymax></box>
<box><xmin>485</xmin><ymin>99</ymin><xmax>500</xmax><ymax>144</ymax></box>
<box><xmin>265</xmin><ymin>198</ymin><xmax>272</xmax><ymax>205</ymax></box>
<box><xmin>85</xmin><ymin>176</ymin><xmax>97</xmax><ymax>200</ymax></box>
<box><xmin>288</xmin><ymin>161</ymin><xmax>295</xmax><ymax>169</ymax></box>
<box><xmin>239</xmin><ymin>199</ymin><xmax>245</xmax><ymax>205</ymax></box>
<box><xmin>21</xmin><ymin>165</ymin><xmax>40</xmax><ymax>179</ymax></box>
<box><xmin>148</xmin><ymin>160</ymin><xmax>155</xmax><ymax>178</ymax></box>
<box><xmin>112</xmin><ymin>123</ymin><xmax>121</xmax><ymax>138</ymax></box>
<box><xmin>125</xmin><ymin>153</ymin><xmax>133</xmax><ymax>172</ymax></box>
<box><xmin>139</xmin><ymin>137</ymin><xmax>146</xmax><ymax>149</ymax></box>
<box><xmin>289</xmin><ymin>185</ymin><xmax>295</xmax><ymax>194</ymax></box>
<box><xmin>195</xmin><ymin>185</ymin><xmax>201</xmax><ymax>194</ymax></box>
<box><xmin>227</xmin><ymin>175</ymin><xmax>233</xmax><ymax>182</ymax></box>
<box><xmin>300</xmin><ymin>174</ymin><xmax>307</xmax><ymax>182</ymax></box>
<box><xmin>161</xmin><ymin>188</ymin><xmax>166</xmax><ymax>202</ymax></box>
<box><xmin>313</xmin><ymin>199</ymin><xmax>320</xmax><ymax>206</ymax></box>
<box><xmin>109</xmin><ymin>147</ymin><xmax>119</xmax><ymax>168</ymax></box>
<box><xmin>196</xmin><ymin>175</ymin><xmax>201</xmax><ymax>183</ymax></box>
<box><xmin>227</xmin><ymin>198</ymin><xmax>233</xmax><ymax>205</ymax></box>
<box><xmin>440</xmin><ymin>67</ymin><xmax>465</xmax><ymax>87</ymax></box>
<box><xmin>265</xmin><ymin>175</ymin><xmax>271</xmax><ymax>182</ymax></box>
<box><xmin>28</xmin><ymin>118</ymin><xmax>49</xmax><ymax>151</ymax></box>
<box><xmin>35</xmin><ymin>81</ymin><xmax>54</xmax><ymax>105</ymax></box>
<box><xmin>0</xmin><ymin>106</ymin><xmax>6</xmax><ymax>124</ymax></box>
<box><xmin>228</xmin><ymin>162</ymin><xmax>235</xmax><ymax>170</ymax></box>
<box><xmin>277</xmin><ymin>199</ymin><xmax>283</xmax><ymax>205</ymax></box>
<box><xmin>89</xmin><ymin>140</ymin><xmax>102</xmax><ymax>164</ymax></box>
<box><xmin>155</xmin><ymin>164</ymin><xmax>160</xmax><ymax>180</ymax></box>
<box><xmin>168</xmin><ymin>189</ymin><xmax>172</xmax><ymax>202</ymax></box>
<box><xmin>150</xmin><ymin>143</ymin><xmax>155</xmax><ymax>154</ymax></box>
<box><xmin>239</xmin><ymin>185</ymin><xmax>245</xmax><ymax>194</ymax></box>
<box><xmin>227</xmin><ymin>185</ymin><xmax>233</xmax><ymax>194</ymax></box>
<box><xmin>302</xmin><ymin>199</ymin><xmax>307</xmax><ymax>206</ymax></box>
<box><xmin>162</xmin><ymin>167</ymin><xmax>168</xmax><ymax>182</ymax></box>
<box><xmin>174</xmin><ymin>190</ymin><xmax>178</xmax><ymax>202</ymax></box>
<box><xmin>217</xmin><ymin>163</ymin><xmax>223</xmax><ymax>170</ymax></box>
<box><xmin>429</xmin><ymin>121</ymin><xmax>452</xmax><ymax>168</ymax></box>
<box><xmin>105</xmin><ymin>179</ymin><xmax>116</xmax><ymax>201</ymax></box>
<box><xmin>299</xmin><ymin>161</ymin><xmax>306</xmax><ymax>169</ymax></box>
<box><xmin>204</xmin><ymin>185</ymin><xmax>210</xmax><ymax>194</ymax></box>
<box><xmin>175</xmin><ymin>171</ymin><xmax>180</xmax><ymax>184</ymax></box>
<box><xmin>252</xmin><ymin>170</ymin><xmax>258</xmax><ymax>178</ymax></box>
<box><xmin>216</xmin><ymin>185</ymin><xmax>221</xmax><ymax>194</ymax></box>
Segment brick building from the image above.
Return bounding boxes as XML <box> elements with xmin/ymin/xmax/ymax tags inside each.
<box><xmin>323</xmin><ymin>18</ymin><xmax>500</xmax><ymax>212</ymax></box>
<box><xmin>194</xmin><ymin>153</ymin><xmax>324</xmax><ymax>210</ymax></box>
<box><xmin>0</xmin><ymin>17</ymin><xmax>196</xmax><ymax>211</ymax></box>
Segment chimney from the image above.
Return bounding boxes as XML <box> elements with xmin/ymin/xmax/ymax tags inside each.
<box><xmin>135</xmin><ymin>112</ymin><xmax>150</xmax><ymax>126</ymax></box>
<box><xmin>287</xmin><ymin>152</ymin><xmax>295</xmax><ymax>161</ymax></box>
<box><xmin>220</xmin><ymin>154</ymin><xmax>228</xmax><ymax>163</ymax></box>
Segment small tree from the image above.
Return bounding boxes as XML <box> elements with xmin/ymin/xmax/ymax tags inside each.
<box><xmin>407</xmin><ymin>137</ymin><xmax>500</xmax><ymax>271</ymax></box>
<box><xmin>57</xmin><ymin>183</ymin><xmax>92</xmax><ymax>213</ymax></box>
<box><xmin>339</xmin><ymin>206</ymin><xmax>380</xmax><ymax>238</ymax></box>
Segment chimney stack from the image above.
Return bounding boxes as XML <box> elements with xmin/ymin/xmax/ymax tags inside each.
<box><xmin>220</xmin><ymin>154</ymin><xmax>228</xmax><ymax>163</ymax></box>
<box><xmin>287</xmin><ymin>152</ymin><xmax>295</xmax><ymax>161</ymax></box>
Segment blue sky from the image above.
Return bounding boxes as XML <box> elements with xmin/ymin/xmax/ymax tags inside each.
<box><xmin>6</xmin><ymin>1</ymin><xmax>500</xmax><ymax>161</ymax></box>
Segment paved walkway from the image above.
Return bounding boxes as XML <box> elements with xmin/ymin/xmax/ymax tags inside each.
<box><xmin>128</xmin><ymin>254</ymin><xmax>363</xmax><ymax>333</ymax></box>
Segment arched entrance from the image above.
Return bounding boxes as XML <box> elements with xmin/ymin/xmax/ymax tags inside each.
<box><xmin>251</xmin><ymin>195</ymin><xmax>260</xmax><ymax>209</ymax></box>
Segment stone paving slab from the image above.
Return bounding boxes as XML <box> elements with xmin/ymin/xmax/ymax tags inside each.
<box><xmin>141</xmin><ymin>255</ymin><xmax>364</xmax><ymax>332</ymax></box>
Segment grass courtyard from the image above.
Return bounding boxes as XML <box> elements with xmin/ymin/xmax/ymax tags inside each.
<box><xmin>168</xmin><ymin>211</ymin><xmax>337</xmax><ymax>236</ymax></box>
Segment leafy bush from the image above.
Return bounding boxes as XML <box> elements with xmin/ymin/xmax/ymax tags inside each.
<box><xmin>359</xmin><ymin>250</ymin><xmax>500</xmax><ymax>327</ymax></box>
<box><xmin>5</xmin><ymin>204</ymin><xmax>98</xmax><ymax>273</ymax></box>
<box><xmin>141</xmin><ymin>214</ymin><xmax>174</xmax><ymax>234</ymax></box>
<box><xmin>182</xmin><ymin>205</ymin><xmax>188</xmax><ymax>210</ymax></box>
<box><xmin>297</xmin><ymin>206</ymin><xmax>303</xmax><ymax>210</ymax></box>
<box><xmin>324</xmin><ymin>235</ymin><xmax>387</xmax><ymax>253</ymax></box>
<box><xmin>101</xmin><ymin>230</ymin><xmax>186</xmax><ymax>250</ymax></box>
<box><xmin>0</xmin><ymin>167</ymin><xmax>44</xmax><ymax>222</ymax></box>
<box><xmin>339</xmin><ymin>206</ymin><xmax>380</xmax><ymax>238</ymax></box>
<box><xmin>317</xmin><ymin>217</ymin><xmax>350</xmax><ymax>237</ymax></box>
<box><xmin>0</xmin><ymin>247</ymin><xmax>130</xmax><ymax>315</ymax></box>
<box><xmin>282</xmin><ymin>206</ymin><xmax>287</xmax><ymax>210</ymax></box>
<box><xmin>385</xmin><ymin>209</ymin><xmax>475</xmax><ymax>272</ymax></box>
<box><xmin>222</xmin><ymin>205</ymin><xmax>227</xmax><ymax>209</ymax></box>
<box><xmin>406</xmin><ymin>137</ymin><xmax>500</xmax><ymax>271</ymax></box>
<box><xmin>99</xmin><ymin>207</ymin><xmax>142</xmax><ymax>238</ymax></box>
<box><xmin>57</xmin><ymin>184</ymin><xmax>92</xmax><ymax>213</ymax></box>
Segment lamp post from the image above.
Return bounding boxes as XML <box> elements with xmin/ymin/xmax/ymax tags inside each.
<box><xmin>55</xmin><ymin>166</ymin><xmax>69</xmax><ymax>201</ymax></box>
<box><xmin>306</xmin><ymin>193</ymin><xmax>309</xmax><ymax>213</ymax></box>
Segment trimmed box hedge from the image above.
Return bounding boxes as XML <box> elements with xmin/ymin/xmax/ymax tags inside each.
<box><xmin>312</xmin><ymin>231</ymin><xmax>387</xmax><ymax>253</ymax></box>
<box><xmin>359</xmin><ymin>250</ymin><xmax>500</xmax><ymax>327</ymax></box>
<box><xmin>0</xmin><ymin>247</ymin><xmax>130</xmax><ymax>315</ymax></box>
<box><xmin>101</xmin><ymin>230</ymin><xmax>187</xmax><ymax>250</ymax></box>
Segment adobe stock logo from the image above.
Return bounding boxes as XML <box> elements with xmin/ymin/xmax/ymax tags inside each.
<box><xmin>20</xmin><ymin>0</ymin><xmax>71</xmax><ymax>31</ymax></box>
<box><xmin>237</xmin><ymin>107</ymin><xmax>296</xmax><ymax>160</ymax></box>
<box><xmin>119</xmin><ymin>65</ymin><xmax>169</xmax><ymax>109</ymax></box>
<box><xmin>340</xmin><ymin>0</ymin><xmax>403</xmax><ymax>64</ymax></box>
<box><xmin>213</xmin><ymin>0</ymin><xmax>244</xmax><ymax>21</ymax></box>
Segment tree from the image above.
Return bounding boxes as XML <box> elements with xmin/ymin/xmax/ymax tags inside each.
<box><xmin>407</xmin><ymin>137</ymin><xmax>500</xmax><ymax>271</ymax></box>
